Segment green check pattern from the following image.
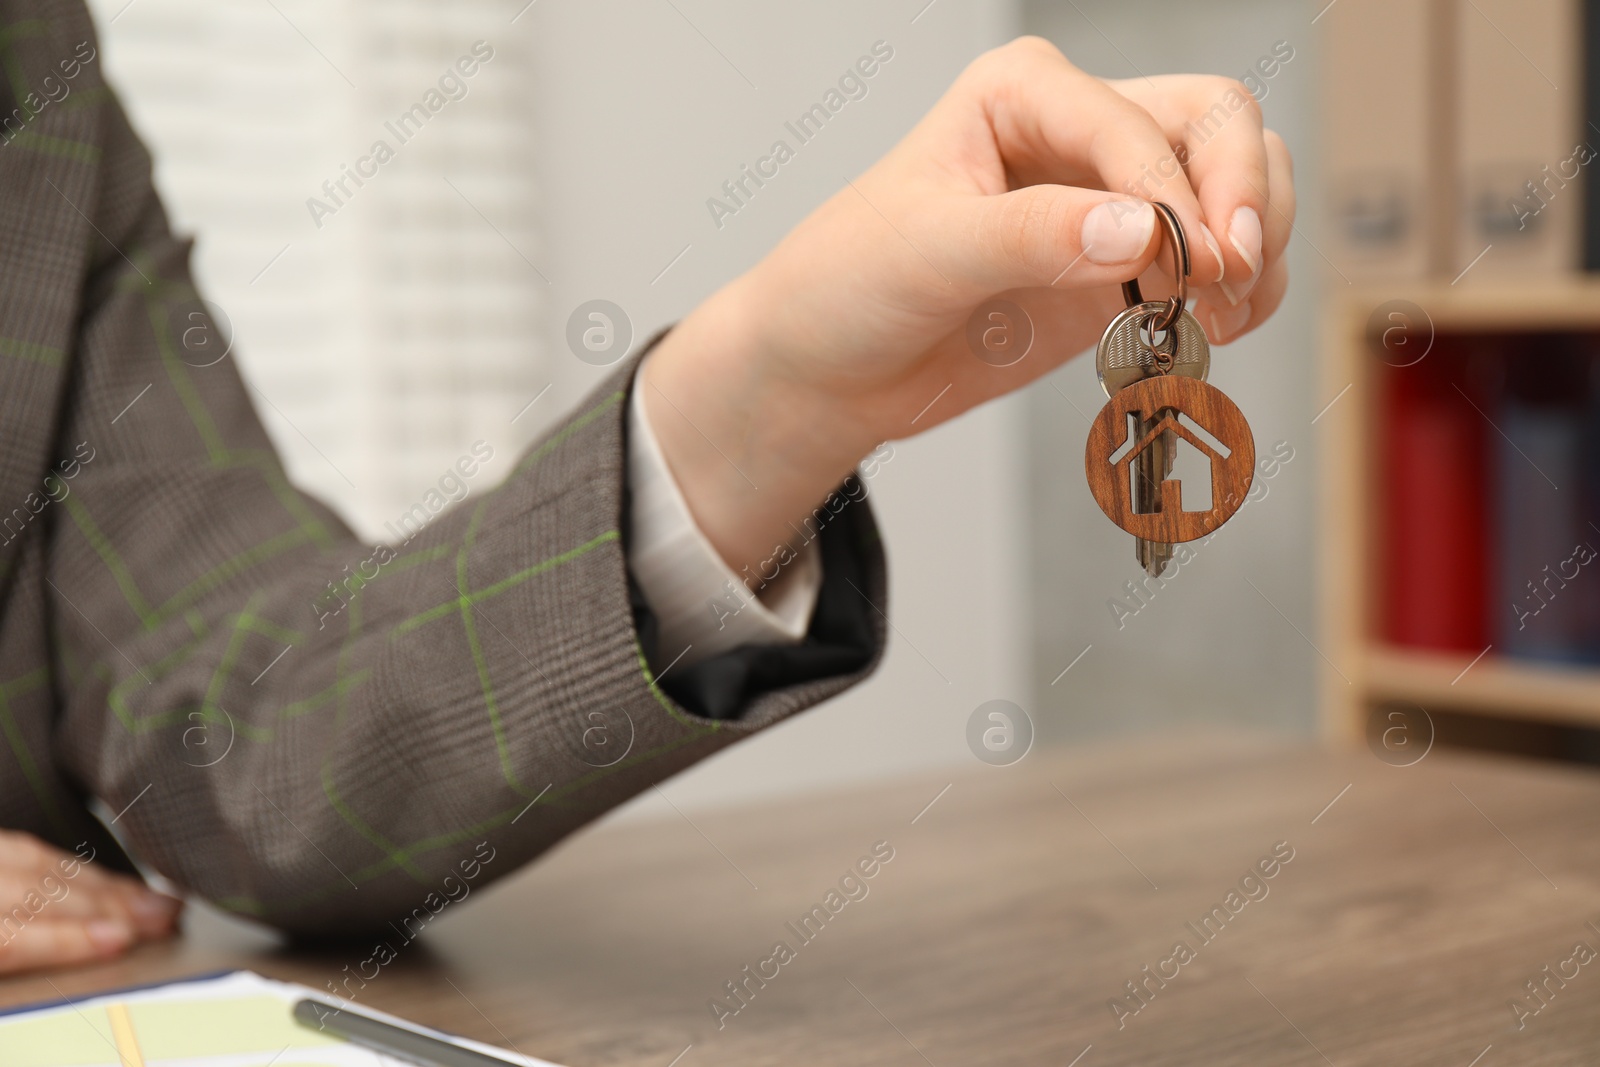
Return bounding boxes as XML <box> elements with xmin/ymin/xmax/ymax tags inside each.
<box><xmin>0</xmin><ymin>0</ymin><xmax>886</xmax><ymax>931</ymax></box>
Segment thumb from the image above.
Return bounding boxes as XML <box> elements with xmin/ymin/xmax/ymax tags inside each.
<box><xmin>948</xmin><ymin>187</ymin><xmax>1161</xmax><ymax>294</ymax></box>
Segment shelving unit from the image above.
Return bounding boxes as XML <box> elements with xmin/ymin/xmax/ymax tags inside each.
<box><xmin>1318</xmin><ymin>280</ymin><xmax>1600</xmax><ymax>747</ymax></box>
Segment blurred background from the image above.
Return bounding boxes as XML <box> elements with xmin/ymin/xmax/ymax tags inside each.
<box><xmin>83</xmin><ymin>0</ymin><xmax>1600</xmax><ymax>813</ymax></box>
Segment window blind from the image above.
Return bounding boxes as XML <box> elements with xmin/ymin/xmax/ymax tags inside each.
<box><xmin>86</xmin><ymin>0</ymin><xmax>544</xmax><ymax>540</ymax></box>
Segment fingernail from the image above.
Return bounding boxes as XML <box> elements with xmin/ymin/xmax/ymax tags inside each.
<box><xmin>1228</xmin><ymin>206</ymin><xmax>1262</xmax><ymax>280</ymax></box>
<box><xmin>88</xmin><ymin>919</ymin><xmax>132</xmax><ymax>954</ymax></box>
<box><xmin>1083</xmin><ymin>201</ymin><xmax>1156</xmax><ymax>265</ymax></box>
<box><xmin>131</xmin><ymin>893</ymin><xmax>179</xmax><ymax>923</ymax></box>
<box><xmin>1200</xmin><ymin>226</ymin><xmax>1226</xmax><ymax>285</ymax></box>
<box><xmin>1218</xmin><ymin>279</ymin><xmax>1242</xmax><ymax>306</ymax></box>
<box><xmin>1212</xmin><ymin>300</ymin><xmax>1252</xmax><ymax>342</ymax></box>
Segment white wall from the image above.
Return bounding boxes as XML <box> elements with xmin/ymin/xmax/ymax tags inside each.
<box><xmin>88</xmin><ymin>0</ymin><xmax>544</xmax><ymax>539</ymax></box>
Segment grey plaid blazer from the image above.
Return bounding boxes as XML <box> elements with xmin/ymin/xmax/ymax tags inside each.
<box><xmin>0</xmin><ymin>0</ymin><xmax>886</xmax><ymax>932</ymax></box>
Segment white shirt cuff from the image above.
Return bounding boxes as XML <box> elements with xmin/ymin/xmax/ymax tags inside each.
<box><xmin>626</xmin><ymin>369</ymin><xmax>821</xmax><ymax>674</ymax></box>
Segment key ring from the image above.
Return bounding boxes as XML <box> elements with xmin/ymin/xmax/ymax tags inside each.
<box><xmin>1118</xmin><ymin>202</ymin><xmax>1189</xmax><ymax>335</ymax></box>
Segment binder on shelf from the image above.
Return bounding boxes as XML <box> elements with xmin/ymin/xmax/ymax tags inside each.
<box><xmin>1321</xmin><ymin>0</ymin><xmax>1440</xmax><ymax>281</ymax></box>
<box><xmin>1494</xmin><ymin>339</ymin><xmax>1600</xmax><ymax>664</ymax></box>
<box><xmin>1583</xmin><ymin>358</ymin><xmax>1600</xmax><ymax>650</ymax></box>
<box><xmin>1583</xmin><ymin>0</ymin><xmax>1600</xmax><ymax>270</ymax></box>
<box><xmin>1378</xmin><ymin>337</ymin><xmax>1493</xmax><ymax>653</ymax></box>
<box><xmin>1453</xmin><ymin>0</ymin><xmax>1583</xmax><ymax>281</ymax></box>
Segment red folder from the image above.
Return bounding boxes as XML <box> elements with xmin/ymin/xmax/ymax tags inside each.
<box><xmin>1377</xmin><ymin>337</ymin><xmax>1494</xmax><ymax>651</ymax></box>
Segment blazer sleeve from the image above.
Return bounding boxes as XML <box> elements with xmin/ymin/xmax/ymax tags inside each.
<box><xmin>45</xmin><ymin>86</ymin><xmax>888</xmax><ymax>933</ymax></box>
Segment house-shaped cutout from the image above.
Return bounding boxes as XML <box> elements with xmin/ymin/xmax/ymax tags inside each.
<box><xmin>1107</xmin><ymin>411</ymin><xmax>1232</xmax><ymax>515</ymax></box>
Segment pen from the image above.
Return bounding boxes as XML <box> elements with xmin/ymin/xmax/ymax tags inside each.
<box><xmin>292</xmin><ymin>997</ymin><xmax>522</xmax><ymax>1067</ymax></box>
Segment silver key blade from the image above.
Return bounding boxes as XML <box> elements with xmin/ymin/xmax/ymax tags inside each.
<box><xmin>1132</xmin><ymin>411</ymin><xmax>1173</xmax><ymax>577</ymax></box>
<box><xmin>1150</xmin><ymin>417</ymin><xmax>1177</xmax><ymax>575</ymax></box>
<box><xmin>1135</xmin><ymin>536</ymin><xmax>1174</xmax><ymax>577</ymax></box>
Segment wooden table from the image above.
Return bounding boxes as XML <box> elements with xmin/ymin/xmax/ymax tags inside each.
<box><xmin>6</xmin><ymin>732</ymin><xmax>1600</xmax><ymax>1065</ymax></box>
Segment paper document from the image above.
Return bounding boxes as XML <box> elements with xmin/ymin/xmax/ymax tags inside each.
<box><xmin>0</xmin><ymin>969</ymin><xmax>562</xmax><ymax>1067</ymax></box>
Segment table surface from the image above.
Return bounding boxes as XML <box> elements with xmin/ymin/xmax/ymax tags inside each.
<box><xmin>5</xmin><ymin>731</ymin><xmax>1600</xmax><ymax>1066</ymax></box>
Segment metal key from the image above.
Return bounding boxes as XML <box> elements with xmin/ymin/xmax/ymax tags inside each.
<box><xmin>1095</xmin><ymin>302</ymin><xmax>1211</xmax><ymax>577</ymax></box>
<box><xmin>1084</xmin><ymin>203</ymin><xmax>1254</xmax><ymax>565</ymax></box>
<box><xmin>1095</xmin><ymin>301</ymin><xmax>1211</xmax><ymax>397</ymax></box>
<box><xmin>1091</xmin><ymin>201</ymin><xmax>1204</xmax><ymax>578</ymax></box>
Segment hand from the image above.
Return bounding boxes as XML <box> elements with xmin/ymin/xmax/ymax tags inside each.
<box><xmin>0</xmin><ymin>830</ymin><xmax>182</xmax><ymax>975</ymax></box>
<box><xmin>642</xmin><ymin>37</ymin><xmax>1294</xmax><ymax>576</ymax></box>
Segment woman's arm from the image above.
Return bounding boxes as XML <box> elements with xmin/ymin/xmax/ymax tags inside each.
<box><xmin>644</xmin><ymin>39</ymin><xmax>1293</xmax><ymax>577</ymax></box>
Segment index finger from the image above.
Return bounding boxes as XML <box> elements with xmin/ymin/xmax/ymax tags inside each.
<box><xmin>1109</xmin><ymin>74</ymin><xmax>1271</xmax><ymax>299</ymax></box>
<box><xmin>938</xmin><ymin>39</ymin><xmax>1222</xmax><ymax>285</ymax></box>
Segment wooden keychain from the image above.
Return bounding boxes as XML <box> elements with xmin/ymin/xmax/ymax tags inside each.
<box><xmin>1084</xmin><ymin>203</ymin><xmax>1255</xmax><ymax>554</ymax></box>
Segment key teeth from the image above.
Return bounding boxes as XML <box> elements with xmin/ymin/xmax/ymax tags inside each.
<box><xmin>1135</xmin><ymin>544</ymin><xmax>1173</xmax><ymax>578</ymax></box>
<box><xmin>1144</xmin><ymin>540</ymin><xmax>1174</xmax><ymax>578</ymax></box>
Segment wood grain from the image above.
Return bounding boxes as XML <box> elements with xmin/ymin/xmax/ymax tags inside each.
<box><xmin>1084</xmin><ymin>375</ymin><xmax>1256</xmax><ymax>543</ymax></box>
<box><xmin>5</xmin><ymin>735</ymin><xmax>1600</xmax><ymax>1065</ymax></box>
